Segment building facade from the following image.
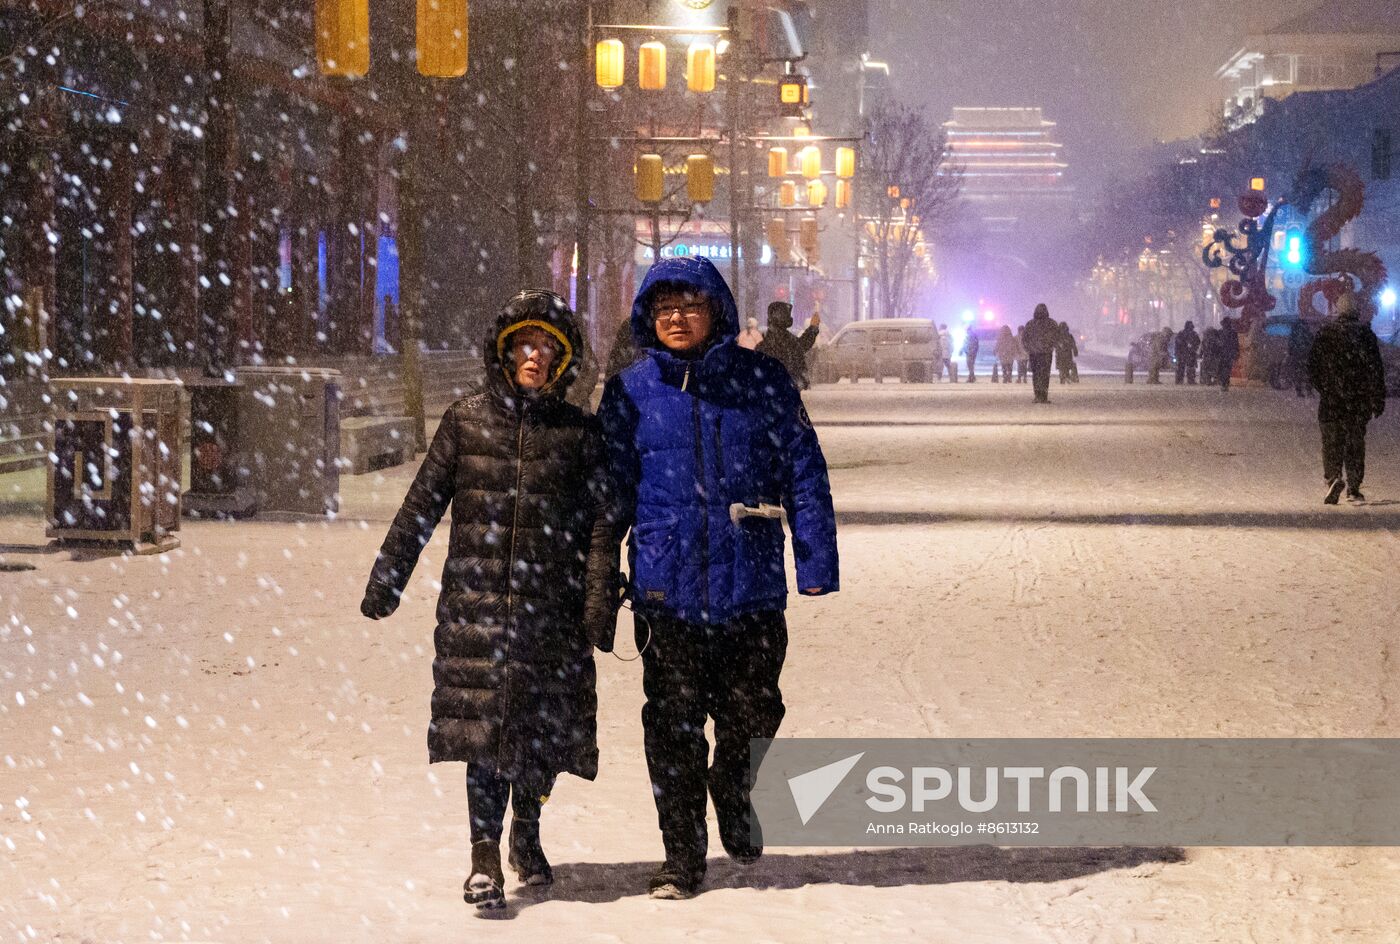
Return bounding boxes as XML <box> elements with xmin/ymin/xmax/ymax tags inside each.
<box><xmin>1218</xmin><ymin>0</ymin><xmax>1400</xmax><ymax>129</ymax></box>
<box><xmin>942</xmin><ymin>106</ymin><xmax>1073</xmax><ymax>235</ymax></box>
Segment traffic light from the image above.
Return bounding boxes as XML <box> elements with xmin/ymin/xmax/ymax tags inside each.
<box><xmin>778</xmin><ymin>75</ymin><xmax>808</xmax><ymax>118</ymax></box>
<box><xmin>1284</xmin><ymin>229</ymin><xmax>1306</xmax><ymax>269</ymax></box>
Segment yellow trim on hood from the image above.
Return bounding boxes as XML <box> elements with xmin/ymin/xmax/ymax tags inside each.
<box><xmin>496</xmin><ymin>319</ymin><xmax>575</xmax><ymax>391</ymax></box>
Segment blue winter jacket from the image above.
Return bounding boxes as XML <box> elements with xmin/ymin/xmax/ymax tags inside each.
<box><xmin>598</xmin><ymin>256</ymin><xmax>839</xmax><ymax>625</ymax></box>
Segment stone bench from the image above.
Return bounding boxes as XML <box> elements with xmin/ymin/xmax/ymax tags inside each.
<box><xmin>340</xmin><ymin>415</ymin><xmax>415</xmax><ymax>475</ymax></box>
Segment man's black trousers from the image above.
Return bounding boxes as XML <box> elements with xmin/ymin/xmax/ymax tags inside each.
<box><xmin>638</xmin><ymin>609</ymin><xmax>787</xmax><ymax>871</ymax></box>
<box><xmin>1321</xmin><ymin>412</ymin><xmax>1370</xmax><ymax>490</ymax></box>
<box><xmin>1029</xmin><ymin>353</ymin><xmax>1053</xmax><ymax>401</ymax></box>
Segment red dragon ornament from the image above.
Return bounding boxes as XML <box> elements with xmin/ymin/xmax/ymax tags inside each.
<box><xmin>1286</xmin><ymin>163</ymin><xmax>1388</xmax><ymax>320</ymax></box>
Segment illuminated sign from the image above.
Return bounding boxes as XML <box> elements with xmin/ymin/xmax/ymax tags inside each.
<box><xmin>637</xmin><ymin>241</ymin><xmax>774</xmax><ymax>266</ymax></box>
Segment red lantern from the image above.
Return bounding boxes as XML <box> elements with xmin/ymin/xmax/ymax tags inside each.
<box><xmin>1238</xmin><ymin>192</ymin><xmax>1268</xmax><ymax>219</ymax></box>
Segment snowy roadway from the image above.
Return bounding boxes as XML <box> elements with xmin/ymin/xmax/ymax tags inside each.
<box><xmin>4</xmin><ymin>378</ymin><xmax>1400</xmax><ymax>942</ymax></box>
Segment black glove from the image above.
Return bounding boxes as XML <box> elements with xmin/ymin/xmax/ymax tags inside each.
<box><xmin>360</xmin><ymin>582</ymin><xmax>400</xmax><ymax>620</ymax></box>
<box><xmin>584</xmin><ymin>577</ymin><xmax>627</xmax><ymax>653</ymax></box>
<box><xmin>585</xmin><ymin>612</ymin><xmax>618</xmax><ymax>653</ymax></box>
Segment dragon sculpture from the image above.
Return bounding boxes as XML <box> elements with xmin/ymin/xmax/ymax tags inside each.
<box><xmin>1286</xmin><ymin>163</ymin><xmax>1388</xmax><ymax>320</ymax></box>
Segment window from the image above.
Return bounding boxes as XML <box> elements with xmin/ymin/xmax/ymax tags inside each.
<box><xmin>907</xmin><ymin>328</ymin><xmax>934</xmax><ymax>344</ymax></box>
<box><xmin>1373</xmin><ymin>129</ymin><xmax>1392</xmax><ymax>182</ymax></box>
<box><xmin>1295</xmin><ymin>55</ymin><xmax>1347</xmax><ymax>87</ymax></box>
<box><xmin>834</xmin><ymin>330</ymin><xmax>864</xmax><ymax>347</ymax></box>
<box><xmin>873</xmin><ymin>330</ymin><xmax>903</xmax><ymax>345</ymax></box>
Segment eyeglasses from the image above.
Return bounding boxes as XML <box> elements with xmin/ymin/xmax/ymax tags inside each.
<box><xmin>652</xmin><ymin>304</ymin><xmax>709</xmax><ymax>324</ymax></box>
<box><xmin>514</xmin><ymin>341</ymin><xmax>559</xmax><ymax>362</ymax></box>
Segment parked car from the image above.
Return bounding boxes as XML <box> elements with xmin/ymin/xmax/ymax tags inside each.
<box><xmin>1255</xmin><ymin>315</ymin><xmax>1400</xmax><ymax>394</ymax></box>
<box><xmin>1252</xmin><ymin>316</ymin><xmax>1320</xmax><ymax>390</ymax></box>
<box><xmin>812</xmin><ymin>318</ymin><xmax>941</xmax><ymax>383</ymax></box>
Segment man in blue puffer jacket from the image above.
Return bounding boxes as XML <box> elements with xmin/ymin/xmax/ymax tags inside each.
<box><xmin>598</xmin><ymin>256</ymin><xmax>839</xmax><ymax>900</ymax></box>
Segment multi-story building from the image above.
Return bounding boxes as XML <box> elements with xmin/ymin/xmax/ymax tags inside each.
<box><xmin>942</xmin><ymin>106</ymin><xmax>1074</xmax><ymax>234</ymax></box>
<box><xmin>1218</xmin><ymin>0</ymin><xmax>1400</xmax><ymax>128</ymax></box>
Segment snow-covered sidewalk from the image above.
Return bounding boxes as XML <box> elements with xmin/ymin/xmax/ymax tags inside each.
<box><xmin>4</xmin><ymin>378</ymin><xmax>1400</xmax><ymax>942</ymax></box>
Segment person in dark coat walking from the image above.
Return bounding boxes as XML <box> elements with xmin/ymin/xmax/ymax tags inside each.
<box><xmin>756</xmin><ymin>300</ymin><xmax>820</xmax><ymax>389</ymax></box>
<box><xmin>1218</xmin><ymin>317</ymin><xmax>1241</xmax><ymax>391</ymax></box>
<box><xmin>1307</xmin><ymin>294</ymin><xmax>1387</xmax><ymax>503</ymax></box>
<box><xmin>939</xmin><ymin>324</ymin><xmax>956</xmax><ymax>381</ymax></box>
<box><xmin>1147</xmin><ymin>328</ymin><xmax>1171</xmax><ymax>384</ymax></box>
<box><xmin>1285</xmin><ymin>320</ymin><xmax>1315</xmax><ymax>398</ymax></box>
<box><xmin>961</xmin><ymin>330</ymin><xmax>981</xmax><ymax>382</ymax></box>
<box><xmin>1021</xmin><ymin>303</ymin><xmax>1060</xmax><ymax>403</ymax></box>
<box><xmin>599</xmin><ymin>256</ymin><xmax>838</xmax><ymax>900</ymax></box>
<box><xmin>1015</xmin><ymin>326</ymin><xmax>1029</xmax><ymax>383</ymax></box>
<box><xmin>993</xmin><ymin>325</ymin><xmax>1018</xmax><ymax>383</ymax></box>
<box><xmin>1055</xmin><ymin>321</ymin><xmax>1079</xmax><ymax>383</ymax></box>
<box><xmin>1175</xmin><ymin>321</ymin><xmax>1201</xmax><ymax>385</ymax></box>
<box><xmin>360</xmin><ymin>290</ymin><xmax>619</xmax><ymax>910</ymax></box>
<box><xmin>1199</xmin><ymin>326</ymin><xmax>1221</xmax><ymax>386</ymax></box>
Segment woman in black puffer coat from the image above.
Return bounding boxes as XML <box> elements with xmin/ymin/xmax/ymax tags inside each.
<box><xmin>360</xmin><ymin>290</ymin><xmax>618</xmax><ymax>908</ymax></box>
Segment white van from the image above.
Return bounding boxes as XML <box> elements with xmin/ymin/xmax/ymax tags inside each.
<box><xmin>812</xmin><ymin>318</ymin><xmax>941</xmax><ymax>383</ymax></box>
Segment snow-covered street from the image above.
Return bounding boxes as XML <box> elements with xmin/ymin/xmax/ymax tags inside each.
<box><xmin>5</xmin><ymin>378</ymin><xmax>1400</xmax><ymax>943</ymax></box>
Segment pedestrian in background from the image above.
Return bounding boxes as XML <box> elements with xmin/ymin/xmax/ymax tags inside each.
<box><xmin>993</xmin><ymin>325</ymin><xmax>1018</xmax><ymax>383</ymax></box>
<box><xmin>1218</xmin><ymin>317</ymin><xmax>1240</xmax><ymax>391</ymax></box>
<box><xmin>1175</xmin><ymin>321</ymin><xmax>1200</xmax><ymax>385</ymax></box>
<box><xmin>1021</xmin><ymin>303</ymin><xmax>1059</xmax><ymax>403</ymax></box>
<box><xmin>928</xmin><ymin>325</ymin><xmax>946</xmax><ymax>381</ymax></box>
<box><xmin>361</xmin><ymin>290</ymin><xmax>619</xmax><ymax>911</ymax></box>
<box><xmin>1015</xmin><ymin>326</ymin><xmax>1029</xmax><ymax>383</ymax></box>
<box><xmin>1307</xmin><ymin>293</ymin><xmax>1386</xmax><ymax>504</ymax></box>
<box><xmin>757</xmin><ymin>300</ymin><xmax>820</xmax><ymax>389</ymax></box>
<box><xmin>737</xmin><ymin>316</ymin><xmax>764</xmax><ymax>350</ymax></box>
<box><xmin>1056</xmin><ymin>321</ymin><xmax>1079</xmax><ymax>384</ymax></box>
<box><xmin>1147</xmin><ymin>328</ymin><xmax>1170</xmax><ymax>384</ymax></box>
<box><xmin>1286</xmin><ymin>320</ymin><xmax>1315</xmax><ymax>398</ymax></box>
<box><xmin>1199</xmin><ymin>325</ymin><xmax>1221</xmax><ymax>387</ymax></box>
<box><xmin>939</xmin><ymin>323</ymin><xmax>955</xmax><ymax>381</ymax></box>
<box><xmin>961</xmin><ymin>329</ymin><xmax>980</xmax><ymax>383</ymax></box>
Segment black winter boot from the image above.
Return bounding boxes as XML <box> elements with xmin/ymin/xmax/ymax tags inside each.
<box><xmin>464</xmin><ymin>840</ymin><xmax>505</xmax><ymax>910</ymax></box>
<box><xmin>713</xmin><ymin>792</ymin><xmax>762</xmax><ymax>864</ymax></box>
<box><xmin>507</xmin><ymin>817</ymin><xmax>553</xmax><ymax>886</ymax></box>
<box><xmin>648</xmin><ymin>858</ymin><xmax>706</xmax><ymax>900</ymax></box>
